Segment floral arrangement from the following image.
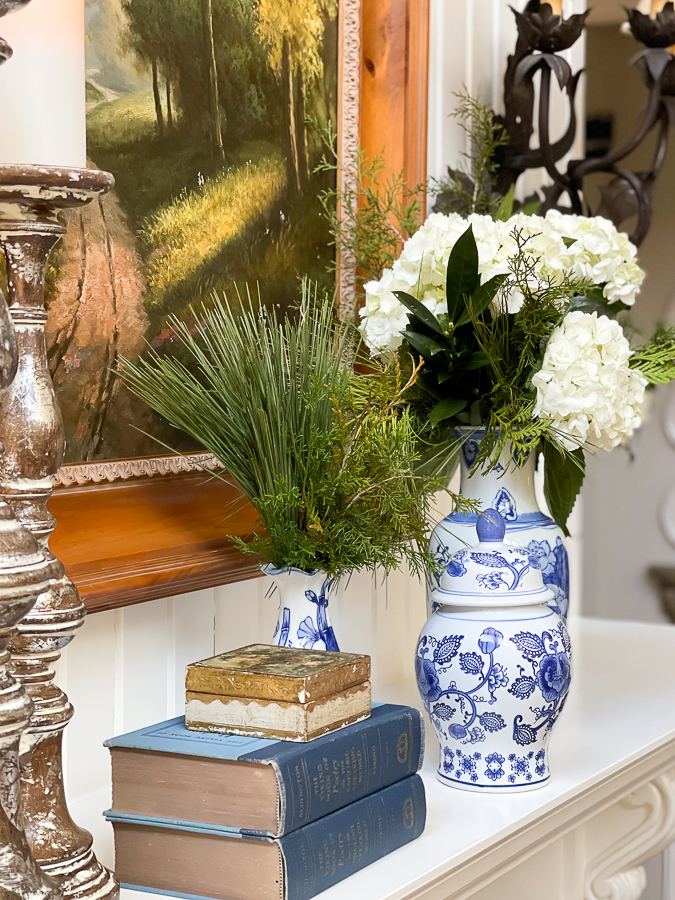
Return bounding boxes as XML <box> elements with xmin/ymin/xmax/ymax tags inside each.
<box><xmin>360</xmin><ymin>210</ymin><xmax>644</xmax><ymax>354</ymax></box>
<box><xmin>358</xmin><ymin>204</ymin><xmax>675</xmax><ymax>533</ymax></box>
<box><xmin>118</xmin><ymin>285</ymin><xmax>445</xmax><ymax>578</ymax></box>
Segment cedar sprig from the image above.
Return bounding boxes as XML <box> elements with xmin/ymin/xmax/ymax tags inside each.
<box><xmin>315</xmin><ymin>125</ymin><xmax>425</xmax><ymax>309</ymax></box>
<box><xmin>431</xmin><ymin>90</ymin><xmax>508</xmax><ymax>217</ymax></box>
<box><xmin>630</xmin><ymin>325</ymin><xmax>675</xmax><ymax>384</ymax></box>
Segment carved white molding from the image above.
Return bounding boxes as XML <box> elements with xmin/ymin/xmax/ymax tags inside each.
<box><xmin>337</xmin><ymin>0</ymin><xmax>361</xmax><ymax>320</ymax></box>
<box><xmin>585</xmin><ymin>770</ymin><xmax>675</xmax><ymax>900</ymax></box>
<box><xmin>56</xmin><ymin>452</ymin><xmax>225</xmax><ymax>487</ymax></box>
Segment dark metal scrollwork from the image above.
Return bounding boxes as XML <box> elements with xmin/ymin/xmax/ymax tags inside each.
<box><xmin>497</xmin><ymin>0</ymin><xmax>675</xmax><ymax>246</ymax></box>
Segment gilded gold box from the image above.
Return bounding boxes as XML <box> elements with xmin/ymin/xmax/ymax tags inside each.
<box><xmin>185</xmin><ymin>643</ymin><xmax>371</xmax><ymax>742</ymax></box>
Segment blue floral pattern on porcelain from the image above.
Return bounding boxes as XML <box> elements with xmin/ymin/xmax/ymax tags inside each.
<box><xmin>428</xmin><ymin>429</ymin><xmax>570</xmax><ymax>621</ymax></box>
<box><xmin>265</xmin><ymin>566</ymin><xmax>339</xmax><ymax>651</ymax></box>
<box><xmin>419</xmin><ymin>509</ymin><xmax>572</xmax><ymax>792</ymax></box>
<box><xmin>416</xmin><ymin>616</ymin><xmax>571</xmax><ymax>790</ymax></box>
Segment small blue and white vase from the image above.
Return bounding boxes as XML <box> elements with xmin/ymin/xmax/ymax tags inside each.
<box><xmin>417</xmin><ymin>509</ymin><xmax>572</xmax><ymax>792</ymax></box>
<box><xmin>428</xmin><ymin>427</ymin><xmax>570</xmax><ymax>621</ymax></box>
<box><xmin>263</xmin><ymin>565</ymin><xmax>339</xmax><ymax>651</ymax></box>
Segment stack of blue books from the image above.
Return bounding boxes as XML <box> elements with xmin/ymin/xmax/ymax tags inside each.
<box><xmin>104</xmin><ymin>703</ymin><xmax>426</xmax><ymax>900</ymax></box>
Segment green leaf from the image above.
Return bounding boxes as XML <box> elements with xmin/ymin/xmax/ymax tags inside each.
<box><xmin>562</xmin><ymin>236</ymin><xmax>577</xmax><ymax>248</ymax></box>
<box><xmin>495</xmin><ymin>185</ymin><xmax>515</xmax><ymax>222</ymax></box>
<box><xmin>463</xmin><ymin>351</ymin><xmax>491</xmax><ymax>370</ymax></box>
<box><xmin>394</xmin><ymin>291</ymin><xmax>445</xmax><ymax>335</ymax></box>
<box><xmin>437</xmin><ymin>370</ymin><xmax>452</xmax><ymax>384</ymax></box>
<box><xmin>456</xmin><ymin>274</ymin><xmax>507</xmax><ymax>327</ymax></box>
<box><xmin>566</xmin><ymin>294</ymin><xmax>617</xmax><ymax>320</ymax></box>
<box><xmin>446</xmin><ymin>225</ymin><xmax>479</xmax><ymax>322</ymax></box>
<box><xmin>543</xmin><ymin>442</ymin><xmax>585</xmax><ymax>537</ymax></box>
<box><xmin>418</xmin><ymin>377</ymin><xmax>444</xmax><ymax>400</ymax></box>
<box><xmin>429</xmin><ymin>397</ymin><xmax>468</xmax><ymax>427</ymax></box>
<box><xmin>519</xmin><ymin>199</ymin><xmax>541</xmax><ymax>215</ymax></box>
<box><xmin>401</xmin><ymin>329</ymin><xmax>445</xmax><ymax>358</ymax></box>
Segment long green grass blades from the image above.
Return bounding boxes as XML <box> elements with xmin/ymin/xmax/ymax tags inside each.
<box><xmin>120</xmin><ymin>283</ymin><xmax>347</xmax><ymax>506</ymax></box>
<box><xmin>119</xmin><ymin>283</ymin><xmax>436</xmax><ymax>578</ymax></box>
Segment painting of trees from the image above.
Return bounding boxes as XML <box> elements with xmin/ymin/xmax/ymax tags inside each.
<box><xmin>255</xmin><ymin>0</ymin><xmax>337</xmax><ymax>192</ymax></box>
<box><xmin>120</xmin><ymin>0</ymin><xmax>277</xmax><ymax>149</ymax></box>
<box><xmin>120</xmin><ymin>0</ymin><xmax>167</xmax><ymax>134</ymax></box>
<box><xmin>52</xmin><ymin>0</ymin><xmax>338</xmax><ymax>461</ymax></box>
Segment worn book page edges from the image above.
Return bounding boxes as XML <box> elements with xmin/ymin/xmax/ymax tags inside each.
<box><xmin>185</xmin><ymin>682</ymin><xmax>372</xmax><ymax>742</ymax></box>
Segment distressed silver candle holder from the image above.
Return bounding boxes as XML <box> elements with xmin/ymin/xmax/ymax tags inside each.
<box><xmin>0</xmin><ymin>281</ymin><xmax>61</xmax><ymax>900</ymax></box>
<box><xmin>0</xmin><ymin>166</ymin><xmax>118</xmax><ymax>900</ymax></box>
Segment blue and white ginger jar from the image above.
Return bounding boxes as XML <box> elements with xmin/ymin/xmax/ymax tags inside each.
<box><xmin>428</xmin><ymin>428</ymin><xmax>570</xmax><ymax>621</ymax></box>
<box><xmin>416</xmin><ymin>509</ymin><xmax>572</xmax><ymax>792</ymax></box>
<box><xmin>263</xmin><ymin>565</ymin><xmax>340</xmax><ymax>651</ymax></box>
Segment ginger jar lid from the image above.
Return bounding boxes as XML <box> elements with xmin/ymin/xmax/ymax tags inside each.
<box><xmin>432</xmin><ymin>508</ymin><xmax>554</xmax><ymax>608</ymax></box>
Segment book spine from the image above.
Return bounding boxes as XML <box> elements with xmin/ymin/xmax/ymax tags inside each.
<box><xmin>279</xmin><ymin>774</ymin><xmax>426</xmax><ymax>900</ymax></box>
<box><xmin>241</xmin><ymin>705</ymin><xmax>424</xmax><ymax>835</ymax></box>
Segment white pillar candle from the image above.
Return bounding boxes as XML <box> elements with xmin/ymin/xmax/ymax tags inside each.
<box><xmin>0</xmin><ymin>0</ymin><xmax>86</xmax><ymax>168</ymax></box>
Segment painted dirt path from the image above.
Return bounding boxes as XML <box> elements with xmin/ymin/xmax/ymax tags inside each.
<box><xmin>46</xmin><ymin>170</ymin><xmax>151</xmax><ymax>463</ymax></box>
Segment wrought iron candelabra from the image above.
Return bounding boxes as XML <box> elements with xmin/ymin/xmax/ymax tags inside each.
<box><xmin>497</xmin><ymin>0</ymin><xmax>675</xmax><ymax>245</ymax></box>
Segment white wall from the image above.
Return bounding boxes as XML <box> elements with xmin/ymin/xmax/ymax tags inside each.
<box><xmin>582</xmin><ymin>386</ymin><xmax>675</xmax><ymax>624</ymax></box>
<box><xmin>581</xmin><ymin>23</ymin><xmax>675</xmax><ymax>627</ymax></box>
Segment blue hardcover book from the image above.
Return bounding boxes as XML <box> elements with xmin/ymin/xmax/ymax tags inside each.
<box><xmin>105</xmin><ymin>703</ymin><xmax>424</xmax><ymax>837</ymax></box>
<box><xmin>106</xmin><ymin>773</ymin><xmax>426</xmax><ymax>900</ymax></box>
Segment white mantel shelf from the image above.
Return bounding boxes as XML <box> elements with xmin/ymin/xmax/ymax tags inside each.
<box><xmin>121</xmin><ymin>618</ymin><xmax>675</xmax><ymax>900</ymax></box>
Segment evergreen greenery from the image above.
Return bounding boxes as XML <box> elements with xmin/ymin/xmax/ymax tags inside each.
<box><xmin>431</xmin><ymin>91</ymin><xmax>541</xmax><ymax>219</ymax></box>
<box><xmin>118</xmin><ymin>284</ymin><xmax>444</xmax><ymax>578</ymax></box>
<box><xmin>432</xmin><ymin>92</ymin><xmax>508</xmax><ymax>217</ymax></box>
<box><xmin>315</xmin><ymin>129</ymin><xmax>425</xmax><ymax>312</ymax></box>
<box><xmin>630</xmin><ymin>326</ymin><xmax>675</xmax><ymax>384</ymax></box>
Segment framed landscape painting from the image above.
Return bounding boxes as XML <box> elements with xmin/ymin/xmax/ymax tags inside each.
<box><xmin>50</xmin><ymin>0</ymin><xmax>357</xmax><ymax>470</ymax></box>
<box><xmin>50</xmin><ymin>0</ymin><xmax>429</xmax><ymax>612</ymax></box>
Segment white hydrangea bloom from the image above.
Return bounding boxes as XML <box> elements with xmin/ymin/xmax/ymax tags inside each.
<box><xmin>543</xmin><ymin>210</ymin><xmax>645</xmax><ymax>307</ymax></box>
<box><xmin>358</xmin><ymin>210</ymin><xmax>645</xmax><ymax>356</ymax></box>
<box><xmin>532</xmin><ymin>311</ymin><xmax>648</xmax><ymax>452</ymax></box>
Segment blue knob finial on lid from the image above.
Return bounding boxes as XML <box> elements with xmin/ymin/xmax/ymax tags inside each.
<box><xmin>477</xmin><ymin>508</ymin><xmax>506</xmax><ymax>543</ymax></box>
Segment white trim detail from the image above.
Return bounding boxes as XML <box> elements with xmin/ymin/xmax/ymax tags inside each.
<box><xmin>56</xmin><ymin>453</ymin><xmax>225</xmax><ymax>487</ymax></box>
<box><xmin>585</xmin><ymin>771</ymin><xmax>675</xmax><ymax>900</ymax></box>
